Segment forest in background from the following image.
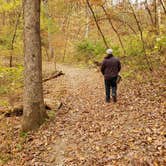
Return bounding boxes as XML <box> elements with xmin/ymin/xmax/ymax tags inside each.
<box><xmin>0</xmin><ymin>0</ymin><xmax>166</xmax><ymax>104</ymax></box>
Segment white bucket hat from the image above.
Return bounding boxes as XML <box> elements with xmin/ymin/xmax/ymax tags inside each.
<box><xmin>106</xmin><ymin>48</ymin><xmax>113</xmax><ymax>54</ymax></box>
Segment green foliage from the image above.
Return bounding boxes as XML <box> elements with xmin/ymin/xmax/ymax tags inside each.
<box><xmin>0</xmin><ymin>66</ymin><xmax>23</xmax><ymax>82</ymax></box>
<box><xmin>0</xmin><ymin>66</ymin><xmax>23</xmax><ymax>95</ymax></box>
<box><xmin>0</xmin><ymin>24</ymin><xmax>23</xmax><ymax>58</ymax></box>
<box><xmin>19</xmin><ymin>131</ymin><xmax>28</xmax><ymax>138</ymax></box>
<box><xmin>124</xmin><ymin>35</ymin><xmax>144</xmax><ymax>57</ymax></box>
<box><xmin>48</xmin><ymin>111</ymin><xmax>56</xmax><ymax>119</ymax></box>
<box><xmin>16</xmin><ymin>143</ymin><xmax>23</xmax><ymax>152</ymax></box>
<box><xmin>144</xmin><ymin>31</ymin><xmax>156</xmax><ymax>50</ymax></box>
<box><xmin>109</xmin><ymin>44</ymin><xmax>121</xmax><ymax>57</ymax></box>
<box><xmin>41</xmin><ymin>8</ymin><xmax>59</xmax><ymax>35</ymax></box>
<box><xmin>0</xmin><ymin>153</ymin><xmax>11</xmax><ymax>165</ymax></box>
<box><xmin>76</xmin><ymin>39</ymin><xmax>105</xmax><ymax>62</ymax></box>
<box><xmin>0</xmin><ymin>100</ymin><xmax>9</xmax><ymax>107</ymax></box>
<box><xmin>0</xmin><ymin>26</ymin><xmax>13</xmax><ymax>50</ymax></box>
<box><xmin>155</xmin><ymin>35</ymin><xmax>166</xmax><ymax>51</ymax></box>
<box><xmin>0</xmin><ymin>0</ymin><xmax>21</xmax><ymax>12</ymax></box>
<box><xmin>0</xmin><ymin>86</ymin><xmax>9</xmax><ymax>95</ymax></box>
<box><xmin>122</xmin><ymin>70</ymin><xmax>134</xmax><ymax>78</ymax></box>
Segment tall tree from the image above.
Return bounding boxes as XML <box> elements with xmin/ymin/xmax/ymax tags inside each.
<box><xmin>22</xmin><ymin>0</ymin><xmax>48</xmax><ymax>131</ymax></box>
<box><xmin>144</xmin><ymin>0</ymin><xmax>154</xmax><ymax>26</ymax></box>
<box><xmin>86</xmin><ymin>0</ymin><xmax>109</xmax><ymax>49</ymax></box>
<box><xmin>101</xmin><ymin>5</ymin><xmax>126</xmax><ymax>56</ymax></box>
<box><xmin>129</xmin><ymin>1</ymin><xmax>153</xmax><ymax>72</ymax></box>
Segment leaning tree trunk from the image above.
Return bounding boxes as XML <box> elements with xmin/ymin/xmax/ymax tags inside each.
<box><xmin>22</xmin><ymin>0</ymin><xmax>48</xmax><ymax>131</ymax></box>
<box><xmin>159</xmin><ymin>0</ymin><xmax>166</xmax><ymax>14</ymax></box>
<box><xmin>86</xmin><ymin>0</ymin><xmax>109</xmax><ymax>49</ymax></box>
<box><xmin>101</xmin><ymin>5</ymin><xmax>126</xmax><ymax>56</ymax></box>
<box><xmin>129</xmin><ymin>1</ymin><xmax>153</xmax><ymax>72</ymax></box>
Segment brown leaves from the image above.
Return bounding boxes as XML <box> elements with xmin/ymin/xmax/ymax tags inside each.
<box><xmin>0</xmin><ymin>64</ymin><xmax>165</xmax><ymax>165</ymax></box>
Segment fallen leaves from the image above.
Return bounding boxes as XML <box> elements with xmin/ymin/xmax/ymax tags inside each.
<box><xmin>0</xmin><ymin>64</ymin><xmax>165</xmax><ymax>165</ymax></box>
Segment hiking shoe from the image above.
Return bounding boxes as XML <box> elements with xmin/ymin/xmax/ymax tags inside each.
<box><xmin>106</xmin><ymin>98</ymin><xmax>111</xmax><ymax>103</ymax></box>
<box><xmin>112</xmin><ymin>96</ymin><xmax>117</xmax><ymax>103</ymax></box>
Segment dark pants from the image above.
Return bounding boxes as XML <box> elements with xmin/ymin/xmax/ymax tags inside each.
<box><xmin>104</xmin><ymin>77</ymin><xmax>117</xmax><ymax>101</ymax></box>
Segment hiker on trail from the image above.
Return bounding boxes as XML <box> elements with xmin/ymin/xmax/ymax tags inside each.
<box><xmin>101</xmin><ymin>49</ymin><xmax>121</xmax><ymax>103</ymax></box>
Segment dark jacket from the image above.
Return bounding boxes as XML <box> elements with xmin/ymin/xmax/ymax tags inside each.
<box><xmin>101</xmin><ymin>55</ymin><xmax>121</xmax><ymax>80</ymax></box>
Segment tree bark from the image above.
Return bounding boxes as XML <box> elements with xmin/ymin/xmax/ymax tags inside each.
<box><xmin>22</xmin><ymin>0</ymin><xmax>48</xmax><ymax>131</ymax></box>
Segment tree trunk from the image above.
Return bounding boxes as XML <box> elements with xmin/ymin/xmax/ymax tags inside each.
<box><xmin>144</xmin><ymin>0</ymin><xmax>154</xmax><ymax>26</ymax></box>
<box><xmin>154</xmin><ymin>0</ymin><xmax>160</xmax><ymax>34</ymax></box>
<box><xmin>22</xmin><ymin>0</ymin><xmax>48</xmax><ymax>131</ymax></box>
<box><xmin>101</xmin><ymin>5</ymin><xmax>126</xmax><ymax>56</ymax></box>
<box><xmin>159</xmin><ymin>0</ymin><xmax>166</xmax><ymax>14</ymax></box>
<box><xmin>129</xmin><ymin>1</ymin><xmax>153</xmax><ymax>72</ymax></box>
<box><xmin>9</xmin><ymin>10</ymin><xmax>21</xmax><ymax>67</ymax></box>
<box><xmin>86</xmin><ymin>0</ymin><xmax>109</xmax><ymax>49</ymax></box>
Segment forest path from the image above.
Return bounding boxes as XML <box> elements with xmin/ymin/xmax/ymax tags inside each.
<box><xmin>11</xmin><ymin>63</ymin><xmax>165</xmax><ymax>166</ymax></box>
<box><xmin>43</xmin><ymin>64</ymin><xmax>107</xmax><ymax>165</ymax></box>
<box><xmin>40</xmin><ymin>64</ymin><xmax>165</xmax><ymax>165</ymax></box>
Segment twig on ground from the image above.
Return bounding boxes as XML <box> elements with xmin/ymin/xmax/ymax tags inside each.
<box><xmin>43</xmin><ymin>71</ymin><xmax>64</xmax><ymax>83</ymax></box>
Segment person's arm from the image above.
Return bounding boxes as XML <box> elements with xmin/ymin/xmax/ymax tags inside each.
<box><xmin>101</xmin><ymin>60</ymin><xmax>106</xmax><ymax>75</ymax></box>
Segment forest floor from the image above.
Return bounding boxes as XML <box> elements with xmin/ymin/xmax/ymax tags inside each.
<box><xmin>0</xmin><ymin>63</ymin><xmax>165</xmax><ymax>166</ymax></box>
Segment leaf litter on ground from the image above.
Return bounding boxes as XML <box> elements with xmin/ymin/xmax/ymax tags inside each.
<box><xmin>0</xmin><ymin>64</ymin><xmax>165</xmax><ymax>166</ymax></box>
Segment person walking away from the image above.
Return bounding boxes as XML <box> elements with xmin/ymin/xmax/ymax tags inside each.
<box><xmin>101</xmin><ymin>49</ymin><xmax>121</xmax><ymax>103</ymax></box>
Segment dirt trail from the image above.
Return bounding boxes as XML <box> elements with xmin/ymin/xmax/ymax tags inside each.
<box><xmin>5</xmin><ymin>64</ymin><xmax>165</xmax><ymax>166</ymax></box>
<box><xmin>44</xmin><ymin>64</ymin><xmax>106</xmax><ymax>165</ymax></box>
<box><xmin>40</xmin><ymin>64</ymin><xmax>165</xmax><ymax>166</ymax></box>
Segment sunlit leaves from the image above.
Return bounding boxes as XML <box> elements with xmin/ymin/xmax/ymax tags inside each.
<box><xmin>0</xmin><ymin>0</ymin><xmax>21</xmax><ymax>12</ymax></box>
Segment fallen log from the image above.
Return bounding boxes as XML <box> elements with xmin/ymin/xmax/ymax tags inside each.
<box><xmin>4</xmin><ymin>101</ymin><xmax>63</xmax><ymax>117</ymax></box>
<box><xmin>43</xmin><ymin>71</ymin><xmax>64</xmax><ymax>83</ymax></box>
<box><xmin>13</xmin><ymin>71</ymin><xmax>65</xmax><ymax>90</ymax></box>
<box><xmin>4</xmin><ymin>105</ymin><xmax>23</xmax><ymax>117</ymax></box>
